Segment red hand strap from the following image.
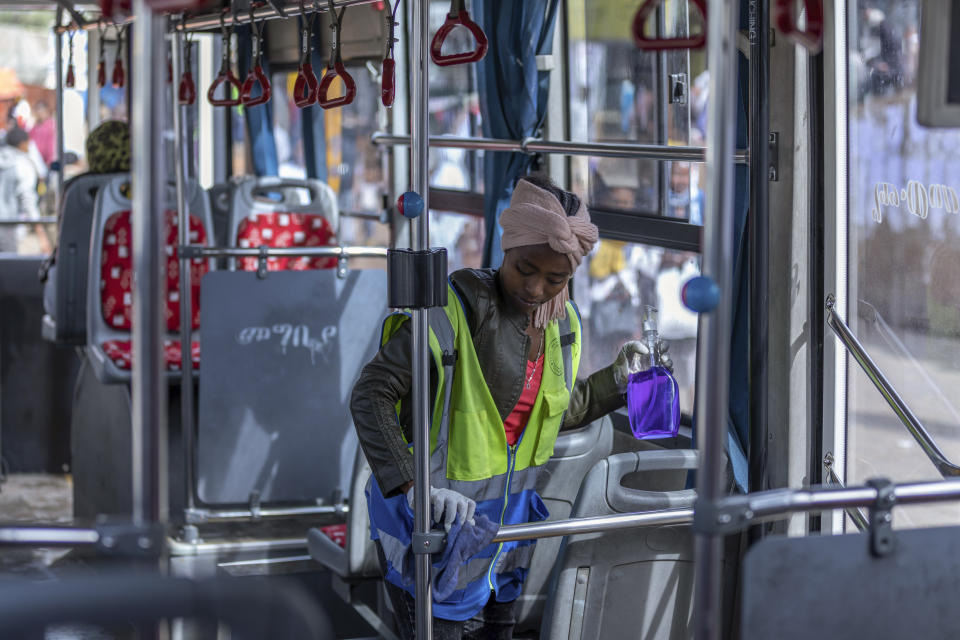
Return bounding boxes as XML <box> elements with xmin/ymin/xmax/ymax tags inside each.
<box><xmin>430</xmin><ymin>8</ymin><xmax>488</xmax><ymax>66</ymax></box>
<box><xmin>207</xmin><ymin>70</ymin><xmax>242</xmax><ymax>107</ymax></box>
<box><xmin>240</xmin><ymin>66</ymin><xmax>272</xmax><ymax>107</ymax></box>
<box><xmin>178</xmin><ymin>70</ymin><xmax>196</xmax><ymax>106</ymax></box>
<box><xmin>774</xmin><ymin>0</ymin><xmax>824</xmax><ymax>52</ymax></box>
<box><xmin>632</xmin><ymin>0</ymin><xmax>707</xmax><ymax>51</ymax></box>
<box><xmin>317</xmin><ymin>61</ymin><xmax>356</xmax><ymax>109</ymax></box>
<box><xmin>381</xmin><ymin>58</ymin><xmax>396</xmax><ymax>107</ymax></box>
<box><xmin>294</xmin><ymin>63</ymin><xmax>319</xmax><ymax>108</ymax></box>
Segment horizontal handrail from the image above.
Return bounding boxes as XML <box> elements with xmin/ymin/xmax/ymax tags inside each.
<box><xmin>825</xmin><ymin>295</ymin><xmax>960</xmax><ymax>478</ymax></box>
<box><xmin>0</xmin><ymin>217</ymin><xmax>58</xmax><ymax>226</ymax></box>
<box><xmin>492</xmin><ymin>508</ymin><xmax>694</xmax><ymax>543</ymax></box>
<box><xmin>372</xmin><ymin>133</ymin><xmax>750</xmax><ymax>164</ymax></box>
<box><xmin>0</xmin><ymin>525</ymin><xmax>99</xmax><ymax>546</ymax></box>
<box><xmin>54</xmin><ymin>0</ymin><xmax>379</xmax><ymax>34</ymax></box>
<box><xmin>167</xmin><ymin>535</ymin><xmax>309</xmax><ymax>556</ymax></box>
<box><xmin>184</xmin><ymin>503</ymin><xmax>346</xmax><ymax>524</ymax></box>
<box><xmin>181</xmin><ymin>246</ymin><xmax>388</xmax><ymax>260</ymax></box>
<box><xmin>823</xmin><ymin>454</ymin><xmax>868</xmax><ymax>532</ymax></box>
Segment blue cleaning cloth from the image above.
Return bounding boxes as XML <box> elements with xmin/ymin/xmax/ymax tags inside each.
<box><xmin>432</xmin><ymin>514</ymin><xmax>500</xmax><ymax>601</ymax></box>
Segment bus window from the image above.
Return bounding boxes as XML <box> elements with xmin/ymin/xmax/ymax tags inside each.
<box><xmin>577</xmin><ymin>240</ymin><xmax>699</xmax><ymax>414</ymax></box>
<box><xmin>846</xmin><ymin>0</ymin><xmax>960</xmax><ymax>528</ymax></box>
<box><xmin>0</xmin><ymin>9</ymin><xmax>91</xmax><ymax>254</ymax></box>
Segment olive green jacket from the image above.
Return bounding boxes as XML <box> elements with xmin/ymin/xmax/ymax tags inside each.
<box><xmin>349</xmin><ymin>268</ymin><xmax>624</xmax><ymax>497</ymax></box>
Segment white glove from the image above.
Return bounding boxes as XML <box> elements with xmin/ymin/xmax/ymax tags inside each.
<box><xmin>406</xmin><ymin>485</ymin><xmax>477</xmax><ymax>532</ymax></box>
<box><xmin>612</xmin><ymin>339</ymin><xmax>673</xmax><ymax>392</ymax></box>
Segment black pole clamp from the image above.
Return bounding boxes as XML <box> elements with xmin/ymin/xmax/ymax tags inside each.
<box><xmin>411</xmin><ymin>530</ymin><xmax>447</xmax><ymax>555</ymax></box>
<box><xmin>257</xmin><ymin>245</ymin><xmax>270</xmax><ymax>279</ymax></box>
<box><xmin>866</xmin><ymin>477</ymin><xmax>896</xmax><ymax>557</ymax></box>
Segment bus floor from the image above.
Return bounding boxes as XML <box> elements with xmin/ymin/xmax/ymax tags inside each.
<box><xmin>0</xmin><ymin>473</ymin><xmax>386</xmax><ymax>640</ymax></box>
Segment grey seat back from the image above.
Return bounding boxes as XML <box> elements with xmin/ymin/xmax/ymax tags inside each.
<box><xmin>42</xmin><ymin>172</ymin><xmax>126</xmax><ymax>344</ymax></box>
<box><xmin>515</xmin><ymin>415</ymin><xmax>614</xmax><ymax>631</ymax></box>
<box><xmin>309</xmin><ymin>447</ymin><xmax>381</xmax><ymax>579</ymax></box>
<box><xmin>84</xmin><ymin>176</ymin><xmax>213</xmax><ymax>383</ymax></box>
<box><xmin>227</xmin><ymin>176</ymin><xmax>338</xmax><ymax>269</ymax></box>
<box><xmin>541</xmin><ymin>449</ymin><xmax>698</xmax><ymax>640</ymax></box>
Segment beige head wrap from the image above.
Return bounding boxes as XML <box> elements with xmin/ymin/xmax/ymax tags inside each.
<box><xmin>500</xmin><ymin>180</ymin><xmax>599</xmax><ymax>328</ymax></box>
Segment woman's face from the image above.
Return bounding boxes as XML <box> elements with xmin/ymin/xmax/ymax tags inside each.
<box><xmin>501</xmin><ymin>244</ymin><xmax>573</xmax><ymax>317</ymax></box>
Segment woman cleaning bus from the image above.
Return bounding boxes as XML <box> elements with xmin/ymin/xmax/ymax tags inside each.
<box><xmin>350</xmin><ymin>175</ymin><xmax>670</xmax><ymax>639</ymax></box>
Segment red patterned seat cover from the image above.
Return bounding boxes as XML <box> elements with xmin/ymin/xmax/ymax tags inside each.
<box><xmin>319</xmin><ymin>523</ymin><xmax>347</xmax><ymax>548</ymax></box>
<box><xmin>102</xmin><ymin>339</ymin><xmax>201</xmax><ymax>371</ymax></box>
<box><xmin>236</xmin><ymin>212</ymin><xmax>337</xmax><ymax>271</ymax></box>
<box><xmin>100</xmin><ymin>210</ymin><xmax>208</xmax><ymax>331</ymax></box>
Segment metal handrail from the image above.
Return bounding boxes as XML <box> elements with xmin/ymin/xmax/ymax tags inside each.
<box><xmin>492</xmin><ymin>507</ymin><xmax>694</xmax><ymax>543</ymax></box>
<box><xmin>184</xmin><ymin>503</ymin><xmax>345</xmax><ymax>524</ymax></box>
<box><xmin>825</xmin><ymin>295</ymin><xmax>960</xmax><ymax>478</ymax></box>
<box><xmin>184</xmin><ymin>245</ymin><xmax>388</xmax><ymax>260</ymax></box>
<box><xmin>0</xmin><ymin>217</ymin><xmax>58</xmax><ymax>226</ymax></box>
<box><xmin>371</xmin><ymin>133</ymin><xmax>750</xmax><ymax>164</ymax></box>
<box><xmin>823</xmin><ymin>453</ymin><xmax>868</xmax><ymax>532</ymax></box>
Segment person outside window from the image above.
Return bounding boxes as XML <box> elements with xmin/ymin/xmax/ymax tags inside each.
<box><xmin>351</xmin><ymin>175</ymin><xmax>670</xmax><ymax>638</ymax></box>
<box><xmin>0</xmin><ymin>127</ymin><xmax>49</xmax><ymax>253</ymax></box>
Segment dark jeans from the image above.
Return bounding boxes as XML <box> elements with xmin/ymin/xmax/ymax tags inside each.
<box><xmin>377</xmin><ymin>543</ymin><xmax>517</xmax><ymax>639</ymax></box>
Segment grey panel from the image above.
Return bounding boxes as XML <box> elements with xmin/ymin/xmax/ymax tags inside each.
<box><xmin>196</xmin><ymin>269</ymin><xmax>386</xmax><ymax>505</ymax></box>
<box><xmin>742</xmin><ymin>527</ymin><xmax>960</xmax><ymax>639</ymax></box>
<box><xmin>541</xmin><ymin>450</ymin><xmax>698</xmax><ymax>640</ymax></box>
<box><xmin>44</xmin><ymin>172</ymin><xmax>125</xmax><ymax>345</ymax></box>
<box><xmin>515</xmin><ymin>416</ymin><xmax>614</xmax><ymax>631</ymax></box>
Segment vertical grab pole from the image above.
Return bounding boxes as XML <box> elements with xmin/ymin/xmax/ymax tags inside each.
<box><xmin>54</xmin><ymin>8</ymin><xmax>65</xmax><ymax>214</ymax></box>
<box><xmin>693</xmin><ymin>0</ymin><xmax>739</xmax><ymax>638</ymax></box>
<box><xmin>747</xmin><ymin>0</ymin><xmax>770</xmax><ymax>523</ymax></box>
<box><xmin>171</xmin><ymin>28</ymin><xmax>196</xmax><ymax>513</ymax></box>
<box><xmin>411</xmin><ymin>0</ymin><xmax>433</xmax><ymax>638</ymax></box>
<box><xmin>131</xmin><ymin>0</ymin><xmax>169</xmax><ymax>529</ymax></box>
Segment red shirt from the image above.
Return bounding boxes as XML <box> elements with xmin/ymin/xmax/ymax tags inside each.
<box><xmin>503</xmin><ymin>354</ymin><xmax>544</xmax><ymax>446</ymax></box>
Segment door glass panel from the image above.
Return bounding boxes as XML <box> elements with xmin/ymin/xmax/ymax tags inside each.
<box><xmin>846</xmin><ymin>0</ymin><xmax>960</xmax><ymax>528</ymax></box>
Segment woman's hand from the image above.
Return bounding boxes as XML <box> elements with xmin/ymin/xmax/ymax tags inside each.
<box><xmin>612</xmin><ymin>340</ymin><xmax>674</xmax><ymax>392</ymax></box>
<box><xmin>406</xmin><ymin>485</ymin><xmax>477</xmax><ymax>532</ymax></box>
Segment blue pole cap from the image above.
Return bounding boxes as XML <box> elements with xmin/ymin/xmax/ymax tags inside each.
<box><xmin>682</xmin><ymin>275</ymin><xmax>721</xmax><ymax>313</ymax></box>
<box><xmin>397</xmin><ymin>191</ymin><xmax>424</xmax><ymax>219</ymax></box>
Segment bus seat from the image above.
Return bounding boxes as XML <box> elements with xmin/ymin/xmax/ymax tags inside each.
<box><xmin>308</xmin><ymin>448</ymin><xmax>380</xmax><ymax>579</ymax></box>
<box><xmin>41</xmin><ymin>172</ymin><xmax>126</xmax><ymax>345</ymax></box>
<box><xmin>85</xmin><ymin>175</ymin><xmax>214</xmax><ymax>383</ymax></box>
<box><xmin>742</xmin><ymin>525</ymin><xmax>960</xmax><ymax>639</ymax></box>
<box><xmin>515</xmin><ymin>414</ymin><xmax>614</xmax><ymax>631</ymax></box>
<box><xmin>308</xmin><ymin>448</ymin><xmax>398</xmax><ymax>640</ymax></box>
<box><xmin>541</xmin><ymin>449</ymin><xmax>698</xmax><ymax>640</ymax></box>
<box><xmin>228</xmin><ymin>176</ymin><xmax>338</xmax><ymax>272</ymax></box>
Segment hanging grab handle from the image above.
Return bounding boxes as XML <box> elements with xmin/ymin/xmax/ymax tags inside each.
<box><xmin>241</xmin><ymin>5</ymin><xmax>272</xmax><ymax>107</ymax></box>
<box><xmin>293</xmin><ymin>4</ymin><xmax>319</xmax><ymax>108</ymax></box>
<box><xmin>381</xmin><ymin>0</ymin><xmax>399</xmax><ymax>107</ymax></box>
<box><xmin>632</xmin><ymin>0</ymin><xmax>707</xmax><ymax>50</ymax></box>
<box><xmin>65</xmin><ymin>31</ymin><xmax>76</xmax><ymax>88</ymax></box>
<box><xmin>317</xmin><ymin>1</ymin><xmax>356</xmax><ymax>109</ymax></box>
<box><xmin>96</xmin><ymin>21</ymin><xmax>107</xmax><ymax>87</ymax></box>
<box><xmin>207</xmin><ymin>10</ymin><xmax>242</xmax><ymax>106</ymax></box>
<box><xmin>430</xmin><ymin>0</ymin><xmax>487</xmax><ymax>66</ymax></box>
<box><xmin>178</xmin><ymin>32</ymin><xmax>196</xmax><ymax>105</ymax></box>
<box><xmin>774</xmin><ymin>0</ymin><xmax>823</xmax><ymax>52</ymax></box>
<box><xmin>111</xmin><ymin>25</ymin><xmax>125</xmax><ymax>88</ymax></box>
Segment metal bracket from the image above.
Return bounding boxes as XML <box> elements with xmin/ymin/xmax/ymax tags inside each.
<box><xmin>249</xmin><ymin>490</ymin><xmax>262</xmax><ymax>519</ymax></box>
<box><xmin>866</xmin><ymin>477</ymin><xmax>896</xmax><ymax>557</ymax></box>
<box><xmin>257</xmin><ymin>245</ymin><xmax>269</xmax><ymax>279</ymax></box>
<box><xmin>179</xmin><ymin>245</ymin><xmax>203</xmax><ymax>260</ymax></box>
<box><xmin>692</xmin><ymin>496</ymin><xmax>758</xmax><ymax>536</ymax></box>
<box><xmin>411</xmin><ymin>530</ymin><xmax>447</xmax><ymax>555</ymax></box>
<box><xmin>669</xmin><ymin>73</ymin><xmax>688</xmax><ymax>105</ymax></box>
<box><xmin>768</xmin><ymin>131</ymin><xmax>780</xmax><ymax>181</ymax></box>
<box><xmin>95</xmin><ymin>522</ymin><xmax>165</xmax><ymax>557</ymax></box>
<box><xmin>337</xmin><ymin>253</ymin><xmax>348</xmax><ymax>279</ymax></box>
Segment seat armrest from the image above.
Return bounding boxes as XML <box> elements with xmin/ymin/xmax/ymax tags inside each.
<box><xmin>308</xmin><ymin>528</ymin><xmax>348</xmax><ymax>578</ymax></box>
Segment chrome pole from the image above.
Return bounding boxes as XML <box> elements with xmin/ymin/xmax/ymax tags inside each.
<box><xmin>131</xmin><ymin>0</ymin><xmax>169</xmax><ymax>528</ymax></box>
<box><xmin>171</xmin><ymin>30</ymin><xmax>197</xmax><ymax>512</ymax></box>
<box><xmin>410</xmin><ymin>0</ymin><xmax>433</xmax><ymax>636</ymax></box>
<box><xmin>54</xmin><ymin>9</ymin><xmax>65</xmax><ymax>214</ymax></box>
<box><xmin>693</xmin><ymin>1</ymin><xmax>739</xmax><ymax>638</ymax></box>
